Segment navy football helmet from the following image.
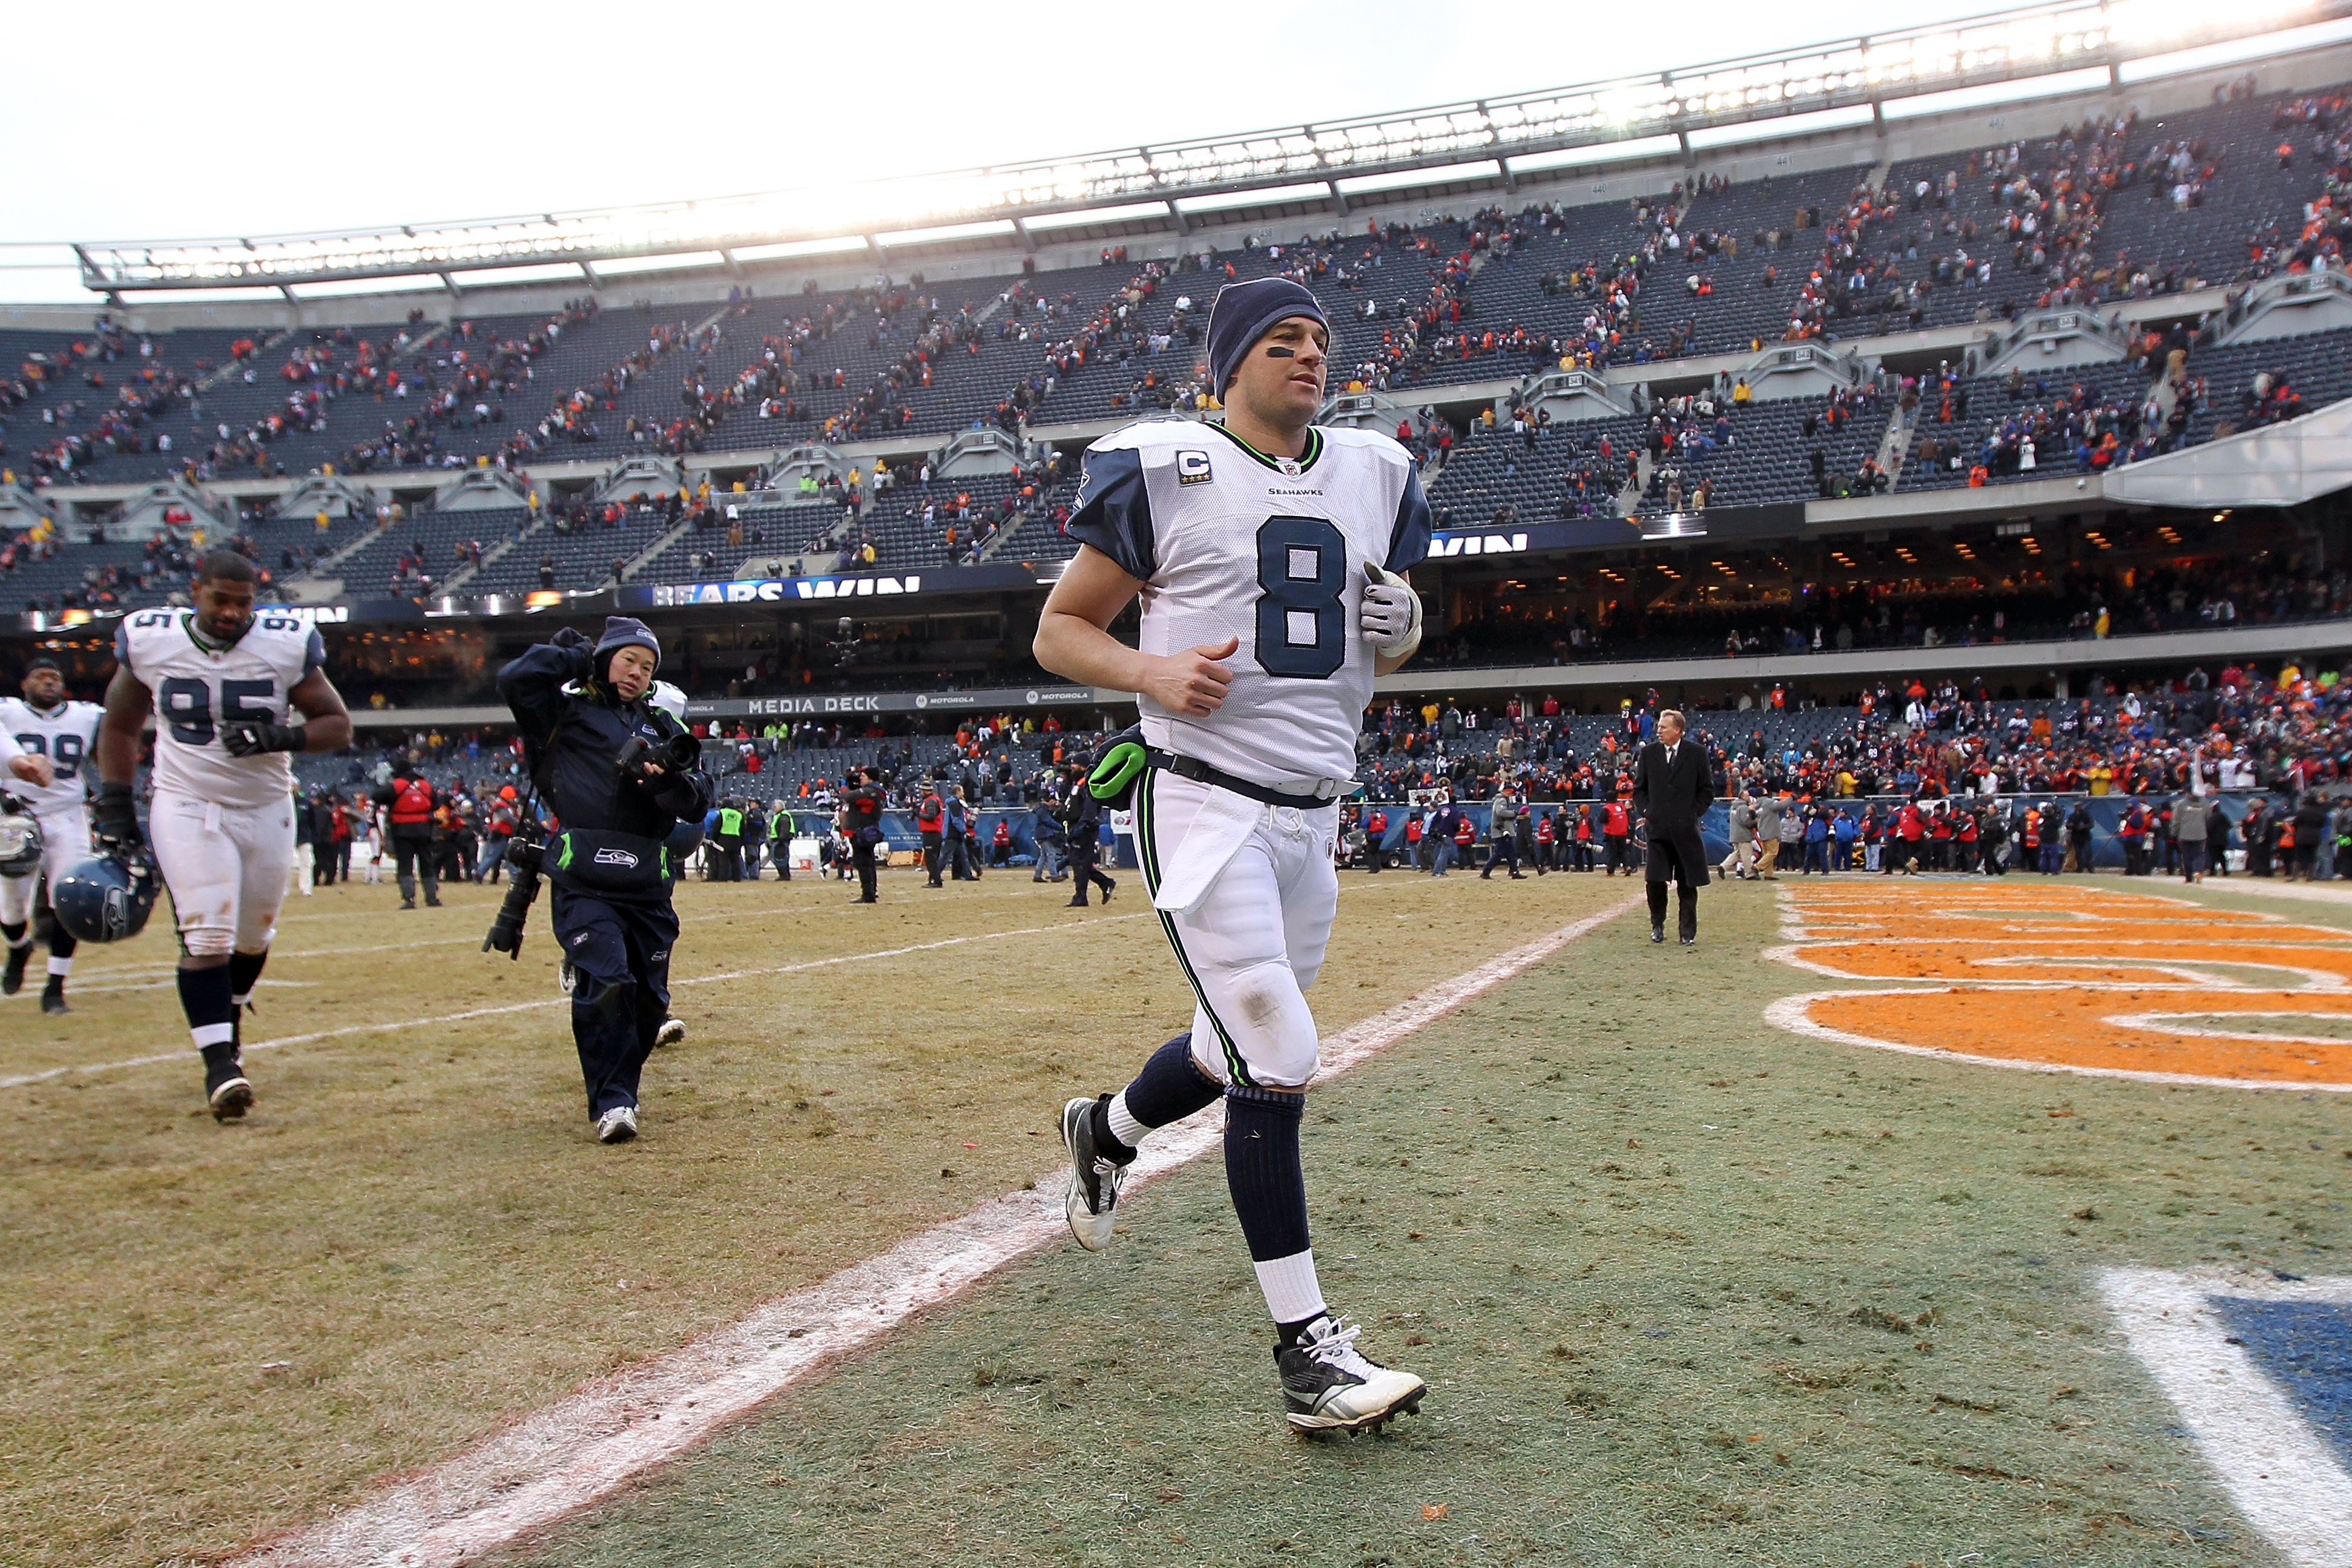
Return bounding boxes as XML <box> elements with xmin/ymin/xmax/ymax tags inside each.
<box><xmin>51</xmin><ymin>851</ymin><xmax>162</xmax><ymax>943</ymax></box>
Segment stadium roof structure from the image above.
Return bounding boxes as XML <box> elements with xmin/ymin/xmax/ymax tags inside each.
<box><xmin>63</xmin><ymin>0</ymin><xmax>2352</xmax><ymax>299</ymax></box>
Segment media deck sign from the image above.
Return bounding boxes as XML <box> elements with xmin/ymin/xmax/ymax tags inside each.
<box><xmin>685</xmin><ymin>684</ymin><xmax>1094</xmax><ymax>719</ymax></box>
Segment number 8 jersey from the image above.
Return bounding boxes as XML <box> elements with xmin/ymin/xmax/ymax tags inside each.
<box><xmin>1067</xmin><ymin>421</ymin><xmax>1430</xmax><ymax>787</ymax></box>
<box><xmin>114</xmin><ymin>608</ymin><xmax>326</xmax><ymax>808</ymax></box>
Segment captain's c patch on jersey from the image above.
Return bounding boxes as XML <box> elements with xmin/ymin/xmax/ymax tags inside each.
<box><xmin>1174</xmin><ymin>449</ymin><xmax>1214</xmax><ymax>486</ymax></box>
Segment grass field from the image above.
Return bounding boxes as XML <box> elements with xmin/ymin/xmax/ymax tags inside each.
<box><xmin>4</xmin><ymin>865</ymin><xmax>2347</xmax><ymax>1567</ymax></box>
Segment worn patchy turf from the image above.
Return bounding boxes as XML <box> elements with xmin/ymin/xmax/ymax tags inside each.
<box><xmin>0</xmin><ymin>866</ymin><xmax>1630</xmax><ymax>1568</ymax></box>
<box><xmin>492</xmin><ymin>875</ymin><xmax>2348</xmax><ymax>1568</ymax></box>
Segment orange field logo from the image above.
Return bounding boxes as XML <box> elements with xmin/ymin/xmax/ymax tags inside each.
<box><xmin>1765</xmin><ymin>884</ymin><xmax>2352</xmax><ymax>1092</ymax></box>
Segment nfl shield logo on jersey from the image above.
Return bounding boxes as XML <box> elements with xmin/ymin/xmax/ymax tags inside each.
<box><xmin>1175</xmin><ymin>449</ymin><xmax>1213</xmax><ymax>486</ymax></box>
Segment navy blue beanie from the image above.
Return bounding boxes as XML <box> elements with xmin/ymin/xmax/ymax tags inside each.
<box><xmin>594</xmin><ymin>615</ymin><xmax>660</xmax><ymax>677</ymax></box>
<box><xmin>1207</xmin><ymin>277</ymin><xmax>1328</xmax><ymax>395</ymax></box>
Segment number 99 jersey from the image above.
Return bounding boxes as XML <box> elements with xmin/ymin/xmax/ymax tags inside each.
<box><xmin>1067</xmin><ymin>421</ymin><xmax>1430</xmax><ymax>787</ymax></box>
<box><xmin>0</xmin><ymin>696</ymin><xmax>103</xmax><ymax>816</ymax></box>
<box><xmin>113</xmin><ymin>608</ymin><xmax>326</xmax><ymax>808</ymax></box>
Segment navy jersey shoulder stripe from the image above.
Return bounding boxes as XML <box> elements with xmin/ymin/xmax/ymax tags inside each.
<box><xmin>1386</xmin><ymin>461</ymin><xmax>1433</xmax><ymax>574</ymax></box>
<box><xmin>1066</xmin><ymin>443</ymin><xmax>1156</xmax><ymax>581</ymax></box>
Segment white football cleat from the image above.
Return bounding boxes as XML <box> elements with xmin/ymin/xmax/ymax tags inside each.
<box><xmin>1058</xmin><ymin>1095</ymin><xmax>1125</xmax><ymax>1251</ymax></box>
<box><xmin>654</xmin><ymin>1017</ymin><xmax>685</xmax><ymax>1048</ymax></box>
<box><xmin>1278</xmin><ymin>1316</ymin><xmax>1426</xmax><ymax>1434</ymax></box>
<box><xmin>595</xmin><ymin>1105</ymin><xmax>639</xmax><ymax>1144</ymax></box>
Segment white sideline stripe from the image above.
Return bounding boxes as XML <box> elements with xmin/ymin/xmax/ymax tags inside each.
<box><xmin>7</xmin><ymin>880</ymin><xmax>1412</xmax><ymax>1086</ymax></box>
<box><xmin>0</xmin><ymin>918</ymin><xmax>1145</xmax><ymax>1092</ymax></box>
<box><xmin>228</xmin><ymin>892</ymin><xmax>1644</xmax><ymax>1568</ymax></box>
<box><xmin>50</xmin><ymin>877</ymin><xmax>1387</xmax><ymax>986</ymax></box>
<box><xmin>2101</xmin><ymin>1267</ymin><xmax>2352</xmax><ymax>1568</ymax></box>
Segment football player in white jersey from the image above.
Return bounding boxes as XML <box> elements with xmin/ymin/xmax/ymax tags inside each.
<box><xmin>1</xmin><ymin>658</ymin><xmax>104</xmax><ymax>1012</ymax></box>
<box><xmin>1037</xmin><ymin>277</ymin><xmax>1432</xmax><ymax>1434</ymax></box>
<box><xmin>96</xmin><ymin>552</ymin><xmax>352</xmax><ymax>1121</ymax></box>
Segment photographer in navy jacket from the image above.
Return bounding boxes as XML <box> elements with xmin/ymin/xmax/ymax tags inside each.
<box><xmin>498</xmin><ymin>618</ymin><xmax>713</xmax><ymax>1144</ymax></box>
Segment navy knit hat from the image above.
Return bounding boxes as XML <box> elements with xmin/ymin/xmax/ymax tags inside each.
<box><xmin>594</xmin><ymin>616</ymin><xmax>660</xmax><ymax>679</ymax></box>
<box><xmin>1207</xmin><ymin>277</ymin><xmax>1328</xmax><ymax>395</ymax></box>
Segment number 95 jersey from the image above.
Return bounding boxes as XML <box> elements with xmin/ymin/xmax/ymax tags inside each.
<box><xmin>1067</xmin><ymin>422</ymin><xmax>1430</xmax><ymax>787</ymax></box>
<box><xmin>114</xmin><ymin>608</ymin><xmax>325</xmax><ymax>808</ymax></box>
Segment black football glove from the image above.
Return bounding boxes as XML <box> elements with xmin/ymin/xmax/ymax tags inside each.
<box><xmin>550</xmin><ymin>626</ymin><xmax>591</xmax><ymax>651</ymax></box>
<box><xmin>221</xmin><ymin>720</ymin><xmax>306</xmax><ymax>757</ymax></box>
<box><xmin>94</xmin><ymin>781</ymin><xmax>143</xmax><ymax>852</ymax></box>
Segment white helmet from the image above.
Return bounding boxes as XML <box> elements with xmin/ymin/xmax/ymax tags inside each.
<box><xmin>648</xmin><ymin>680</ymin><xmax>688</xmax><ymax>724</ymax></box>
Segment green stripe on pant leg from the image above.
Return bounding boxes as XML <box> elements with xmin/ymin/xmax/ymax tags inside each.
<box><xmin>1135</xmin><ymin>768</ymin><xmax>1251</xmax><ymax>1089</ymax></box>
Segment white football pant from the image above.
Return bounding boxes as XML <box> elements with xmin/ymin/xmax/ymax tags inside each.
<box><xmin>0</xmin><ymin>803</ymin><xmax>88</xmax><ymax>927</ymax></box>
<box><xmin>148</xmin><ymin>791</ymin><xmax>295</xmax><ymax>958</ymax></box>
<box><xmin>1134</xmin><ymin>767</ymin><xmax>1337</xmax><ymax>1090</ymax></box>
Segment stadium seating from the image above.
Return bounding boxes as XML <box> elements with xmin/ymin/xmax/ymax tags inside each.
<box><xmin>627</xmin><ymin>501</ymin><xmax>845</xmax><ymax>585</ymax></box>
<box><xmin>458</xmin><ymin>507</ymin><xmax>648</xmax><ymax>596</ymax></box>
<box><xmin>20</xmin><ymin>75</ymin><xmax>2352</xmax><ymax>622</ymax></box>
<box><xmin>1902</xmin><ymin>324</ymin><xmax>2352</xmax><ymax>486</ymax></box>
<box><xmin>328</xmin><ymin>507</ymin><xmax>533</xmax><ymax>599</ymax></box>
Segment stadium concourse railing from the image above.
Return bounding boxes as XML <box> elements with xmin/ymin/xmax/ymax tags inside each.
<box><xmin>1385</xmin><ymin>615</ymin><xmax>2352</xmax><ymax>700</ymax></box>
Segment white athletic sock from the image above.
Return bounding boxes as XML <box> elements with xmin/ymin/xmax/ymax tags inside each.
<box><xmin>1253</xmin><ymin>1250</ymin><xmax>1327</xmax><ymax>1326</ymax></box>
<box><xmin>1105</xmin><ymin>1090</ymin><xmax>1150</xmax><ymax>1150</ymax></box>
<box><xmin>46</xmin><ymin>955</ymin><xmax>71</xmax><ymax>978</ymax></box>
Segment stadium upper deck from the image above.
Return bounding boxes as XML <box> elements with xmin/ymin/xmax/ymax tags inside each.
<box><xmin>10</xmin><ymin>1</ymin><xmax>2352</xmax><ymax>679</ymax></box>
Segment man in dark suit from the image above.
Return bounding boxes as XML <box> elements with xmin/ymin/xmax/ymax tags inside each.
<box><xmin>1632</xmin><ymin>708</ymin><xmax>1715</xmax><ymax>946</ymax></box>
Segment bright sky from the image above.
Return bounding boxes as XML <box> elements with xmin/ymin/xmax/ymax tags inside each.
<box><xmin>0</xmin><ymin>0</ymin><xmax>2325</xmax><ymax>301</ymax></box>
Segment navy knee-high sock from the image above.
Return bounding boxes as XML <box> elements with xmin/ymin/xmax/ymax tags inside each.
<box><xmin>177</xmin><ymin>965</ymin><xmax>237</xmax><ymax>1052</ymax></box>
<box><xmin>1225</xmin><ymin>1084</ymin><xmax>1325</xmax><ymax>1333</ymax></box>
<box><xmin>228</xmin><ymin>949</ymin><xmax>267</xmax><ymax>1009</ymax></box>
<box><xmin>1095</xmin><ymin>1032</ymin><xmax>1219</xmax><ymax>1158</ymax></box>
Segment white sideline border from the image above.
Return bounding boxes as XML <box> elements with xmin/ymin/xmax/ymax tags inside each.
<box><xmin>227</xmin><ymin>892</ymin><xmax>1642</xmax><ymax>1568</ymax></box>
<box><xmin>2101</xmin><ymin>1267</ymin><xmax>2352</xmax><ymax>1568</ymax></box>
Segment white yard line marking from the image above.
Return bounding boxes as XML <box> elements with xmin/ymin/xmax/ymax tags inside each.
<box><xmin>45</xmin><ymin>872</ymin><xmax>1402</xmax><ymax>986</ymax></box>
<box><xmin>228</xmin><ymin>892</ymin><xmax>1644</xmax><ymax>1568</ymax></box>
<box><xmin>0</xmin><ymin>917</ymin><xmax>1145</xmax><ymax>1092</ymax></box>
<box><xmin>2101</xmin><ymin>1268</ymin><xmax>2352</xmax><ymax>1568</ymax></box>
<box><xmin>4</xmin><ymin>937</ymin><xmax>499</xmax><ymax>992</ymax></box>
